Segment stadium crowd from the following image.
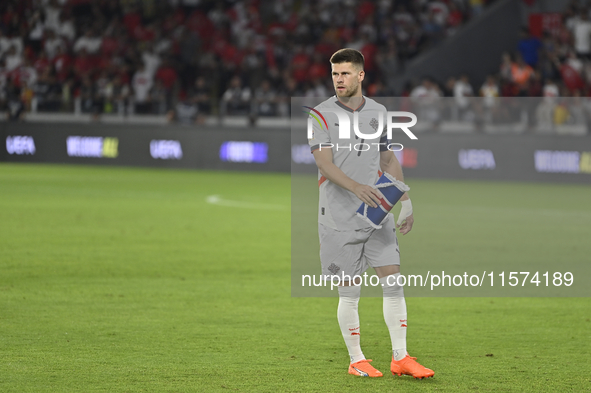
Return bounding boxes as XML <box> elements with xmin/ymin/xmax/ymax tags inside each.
<box><xmin>407</xmin><ymin>1</ymin><xmax>591</xmax><ymax>118</ymax></box>
<box><xmin>0</xmin><ymin>0</ymin><xmax>490</xmax><ymax>122</ymax></box>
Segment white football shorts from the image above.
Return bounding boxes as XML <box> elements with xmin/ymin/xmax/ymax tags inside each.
<box><xmin>318</xmin><ymin>214</ymin><xmax>400</xmax><ymax>279</ymax></box>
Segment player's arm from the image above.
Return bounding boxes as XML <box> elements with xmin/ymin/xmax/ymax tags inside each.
<box><xmin>380</xmin><ymin>150</ymin><xmax>414</xmax><ymax>234</ymax></box>
<box><xmin>313</xmin><ymin>148</ymin><xmax>382</xmax><ymax>208</ymax></box>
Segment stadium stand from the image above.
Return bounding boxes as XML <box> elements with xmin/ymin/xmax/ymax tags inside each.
<box><xmin>0</xmin><ymin>0</ymin><xmax>493</xmax><ymax>122</ymax></box>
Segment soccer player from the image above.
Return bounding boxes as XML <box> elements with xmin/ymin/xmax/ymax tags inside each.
<box><xmin>308</xmin><ymin>48</ymin><xmax>434</xmax><ymax>379</ymax></box>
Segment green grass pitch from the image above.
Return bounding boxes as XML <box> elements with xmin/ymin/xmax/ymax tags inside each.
<box><xmin>0</xmin><ymin>163</ymin><xmax>590</xmax><ymax>392</ymax></box>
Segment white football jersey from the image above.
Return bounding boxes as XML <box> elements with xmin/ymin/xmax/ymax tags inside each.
<box><xmin>308</xmin><ymin>96</ymin><xmax>389</xmax><ymax>231</ymax></box>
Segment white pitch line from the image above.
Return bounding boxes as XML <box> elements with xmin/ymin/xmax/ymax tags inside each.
<box><xmin>206</xmin><ymin>195</ymin><xmax>287</xmax><ymax>210</ymax></box>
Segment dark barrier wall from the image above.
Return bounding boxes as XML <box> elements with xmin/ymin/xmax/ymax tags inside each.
<box><xmin>0</xmin><ymin>122</ymin><xmax>291</xmax><ymax>172</ymax></box>
<box><xmin>291</xmin><ymin>131</ymin><xmax>591</xmax><ymax>184</ymax></box>
<box><xmin>2</xmin><ymin>122</ymin><xmax>591</xmax><ymax>184</ymax></box>
<box><xmin>392</xmin><ymin>0</ymin><xmax>523</xmax><ymax>92</ymax></box>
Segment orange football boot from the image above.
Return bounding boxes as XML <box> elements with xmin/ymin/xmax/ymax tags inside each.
<box><xmin>391</xmin><ymin>354</ymin><xmax>434</xmax><ymax>379</ymax></box>
<box><xmin>348</xmin><ymin>359</ymin><xmax>383</xmax><ymax>377</ymax></box>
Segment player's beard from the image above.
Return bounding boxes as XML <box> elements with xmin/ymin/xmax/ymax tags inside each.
<box><xmin>335</xmin><ymin>81</ymin><xmax>360</xmax><ymax>98</ymax></box>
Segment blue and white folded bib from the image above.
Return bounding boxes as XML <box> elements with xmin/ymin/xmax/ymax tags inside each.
<box><xmin>356</xmin><ymin>173</ymin><xmax>410</xmax><ymax>229</ymax></box>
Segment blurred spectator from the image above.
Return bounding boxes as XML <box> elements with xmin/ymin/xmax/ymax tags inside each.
<box><xmin>566</xmin><ymin>50</ymin><xmax>583</xmax><ymax>75</ymax></box>
<box><xmin>375</xmin><ymin>38</ymin><xmax>401</xmax><ymax>94</ymax></box>
<box><xmin>528</xmin><ymin>70</ymin><xmax>543</xmax><ymax>97</ymax></box>
<box><xmin>56</xmin><ymin>13</ymin><xmax>76</xmax><ymax>43</ymax></box>
<box><xmin>52</xmin><ymin>45</ymin><xmax>73</xmax><ymax>83</ymax></box>
<box><xmin>73</xmin><ymin>49</ymin><xmax>94</xmax><ymax>79</ymax></box>
<box><xmin>447</xmin><ymin>3</ymin><xmax>464</xmax><ymax>35</ymax></box>
<box><xmin>277</xmin><ymin>77</ymin><xmax>302</xmax><ymax>117</ymax></box>
<box><xmin>13</xmin><ymin>59</ymin><xmax>38</xmax><ymax>89</ymax></box>
<box><xmin>308</xmin><ymin>53</ymin><xmax>329</xmax><ymax>82</ymax></box>
<box><xmin>0</xmin><ymin>30</ymin><xmax>10</xmax><ymax>58</ymax></box>
<box><xmin>511</xmin><ymin>56</ymin><xmax>534</xmax><ymax>94</ymax></box>
<box><xmin>367</xmin><ymin>80</ymin><xmax>390</xmax><ymax>97</ymax></box>
<box><xmin>4</xmin><ymin>45</ymin><xmax>22</xmax><ymax>72</ymax></box>
<box><xmin>44</xmin><ymin>30</ymin><xmax>65</xmax><ymax>60</ymax></box>
<box><xmin>291</xmin><ymin>46</ymin><xmax>310</xmax><ymax>85</ymax></box>
<box><xmin>254</xmin><ymin>80</ymin><xmax>278</xmax><ymax>116</ymax></box>
<box><xmin>79</xmin><ymin>75</ymin><xmax>102</xmax><ymax>118</ymax></box>
<box><xmin>44</xmin><ymin>0</ymin><xmax>62</xmax><ymax>33</ymax></box>
<box><xmin>102</xmin><ymin>75</ymin><xmax>130</xmax><ymax>115</ymax></box>
<box><xmin>142</xmin><ymin>43</ymin><xmax>161</xmax><ymax>77</ymax></box>
<box><xmin>74</xmin><ymin>29</ymin><xmax>102</xmax><ymax>55</ymax></box>
<box><xmin>410</xmin><ymin>78</ymin><xmax>442</xmax><ymax>125</ymax></box>
<box><xmin>480</xmin><ymin>75</ymin><xmax>499</xmax><ymax>108</ymax></box>
<box><xmin>499</xmin><ymin>52</ymin><xmax>514</xmax><ymax>81</ymax></box>
<box><xmin>174</xmin><ymin>97</ymin><xmax>198</xmax><ymax>125</ymax></box>
<box><xmin>154</xmin><ymin>58</ymin><xmax>178</xmax><ymax>111</ymax></box>
<box><xmin>443</xmin><ymin>76</ymin><xmax>456</xmax><ymax>97</ymax></box>
<box><xmin>552</xmin><ymin>53</ymin><xmax>585</xmax><ymax>92</ymax></box>
<box><xmin>422</xmin><ymin>12</ymin><xmax>445</xmax><ymax>46</ymax></box>
<box><xmin>0</xmin><ymin>31</ymin><xmax>23</xmax><ymax>58</ymax></box>
<box><xmin>222</xmin><ymin>75</ymin><xmax>251</xmax><ymax>116</ymax></box>
<box><xmin>543</xmin><ymin>79</ymin><xmax>559</xmax><ymax>100</ymax></box>
<box><xmin>517</xmin><ymin>28</ymin><xmax>542</xmax><ymax>67</ymax></box>
<box><xmin>132</xmin><ymin>63</ymin><xmax>154</xmax><ymax>114</ymax></box>
<box><xmin>33</xmin><ymin>68</ymin><xmax>62</xmax><ymax>112</ymax></box>
<box><xmin>150</xmin><ymin>80</ymin><xmax>169</xmax><ymax>115</ymax></box>
<box><xmin>305</xmin><ymin>79</ymin><xmax>329</xmax><ymax>97</ymax></box>
<box><xmin>536</xmin><ymin>79</ymin><xmax>559</xmax><ymax>132</ymax></box>
<box><xmin>570</xmin><ymin>11</ymin><xmax>591</xmax><ymax>60</ymax></box>
<box><xmin>411</xmin><ymin>78</ymin><xmax>442</xmax><ymax>100</ymax></box>
<box><xmin>453</xmin><ymin>74</ymin><xmax>474</xmax><ymax>119</ymax></box>
<box><xmin>5</xmin><ymin>80</ymin><xmax>24</xmax><ymax>121</ymax></box>
<box><xmin>27</xmin><ymin>10</ymin><xmax>45</xmax><ymax>53</ymax></box>
<box><xmin>190</xmin><ymin>76</ymin><xmax>211</xmax><ymax>119</ymax></box>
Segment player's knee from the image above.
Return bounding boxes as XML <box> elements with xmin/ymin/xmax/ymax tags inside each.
<box><xmin>338</xmin><ymin>285</ymin><xmax>361</xmax><ymax>300</ymax></box>
<box><xmin>380</xmin><ymin>274</ymin><xmax>405</xmax><ymax>298</ymax></box>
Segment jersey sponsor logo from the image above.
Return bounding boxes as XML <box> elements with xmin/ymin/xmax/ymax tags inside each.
<box><xmin>6</xmin><ymin>135</ymin><xmax>35</xmax><ymax>155</ymax></box>
<box><xmin>66</xmin><ymin>136</ymin><xmax>118</xmax><ymax>158</ymax></box>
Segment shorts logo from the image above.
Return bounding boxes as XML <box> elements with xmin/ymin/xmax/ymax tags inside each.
<box><xmin>328</xmin><ymin>263</ymin><xmax>340</xmax><ymax>275</ymax></box>
<box><xmin>321</xmin><ymin>207</ymin><xmax>325</xmax><ymax>215</ymax></box>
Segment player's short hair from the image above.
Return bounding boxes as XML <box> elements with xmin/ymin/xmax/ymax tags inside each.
<box><xmin>330</xmin><ymin>48</ymin><xmax>364</xmax><ymax>70</ymax></box>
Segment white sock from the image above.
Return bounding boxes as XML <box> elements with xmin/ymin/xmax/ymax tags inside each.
<box><xmin>381</xmin><ymin>274</ymin><xmax>407</xmax><ymax>361</ymax></box>
<box><xmin>337</xmin><ymin>285</ymin><xmax>365</xmax><ymax>364</ymax></box>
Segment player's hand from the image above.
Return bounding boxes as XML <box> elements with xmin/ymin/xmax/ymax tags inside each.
<box><xmin>396</xmin><ymin>199</ymin><xmax>413</xmax><ymax>235</ymax></box>
<box><xmin>353</xmin><ymin>184</ymin><xmax>383</xmax><ymax>208</ymax></box>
